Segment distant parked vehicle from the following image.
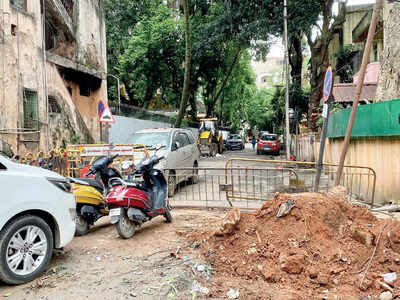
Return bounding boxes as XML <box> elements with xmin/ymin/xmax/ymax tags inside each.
<box><xmin>220</xmin><ymin>130</ymin><xmax>230</xmax><ymax>151</ymax></box>
<box><xmin>0</xmin><ymin>154</ymin><xmax>76</xmax><ymax>284</ymax></box>
<box><xmin>257</xmin><ymin>133</ymin><xmax>280</xmax><ymax>156</ymax></box>
<box><xmin>226</xmin><ymin>134</ymin><xmax>245</xmax><ymax>150</ymax></box>
<box><xmin>128</xmin><ymin>128</ymin><xmax>200</xmax><ymax>197</ymax></box>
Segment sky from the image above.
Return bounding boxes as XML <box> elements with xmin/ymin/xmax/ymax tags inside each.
<box><xmin>267</xmin><ymin>0</ymin><xmax>376</xmax><ymax>57</ymax></box>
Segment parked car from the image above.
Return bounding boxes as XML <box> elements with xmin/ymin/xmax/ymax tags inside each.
<box><xmin>0</xmin><ymin>154</ymin><xmax>76</xmax><ymax>284</ymax></box>
<box><xmin>128</xmin><ymin>128</ymin><xmax>201</xmax><ymax>197</ymax></box>
<box><xmin>257</xmin><ymin>133</ymin><xmax>280</xmax><ymax>156</ymax></box>
<box><xmin>220</xmin><ymin>130</ymin><xmax>230</xmax><ymax>151</ymax></box>
<box><xmin>226</xmin><ymin>134</ymin><xmax>245</xmax><ymax>150</ymax></box>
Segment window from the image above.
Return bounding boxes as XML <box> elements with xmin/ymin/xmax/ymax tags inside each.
<box><xmin>23</xmin><ymin>90</ymin><xmax>38</xmax><ymax>130</ymax></box>
<box><xmin>260</xmin><ymin>134</ymin><xmax>277</xmax><ymax>141</ymax></box>
<box><xmin>79</xmin><ymin>80</ymin><xmax>91</xmax><ymax>97</ymax></box>
<box><xmin>129</xmin><ymin>132</ymin><xmax>171</xmax><ymax>148</ymax></box>
<box><xmin>180</xmin><ymin>133</ymin><xmax>191</xmax><ymax>146</ymax></box>
<box><xmin>186</xmin><ymin>132</ymin><xmax>195</xmax><ymax>144</ymax></box>
<box><xmin>10</xmin><ymin>0</ymin><xmax>26</xmax><ymax>11</ymax></box>
<box><xmin>49</xmin><ymin>96</ymin><xmax>61</xmax><ymax>114</ymax></box>
<box><xmin>45</xmin><ymin>22</ymin><xmax>56</xmax><ymax>50</ymax></box>
<box><xmin>11</xmin><ymin>24</ymin><xmax>17</xmax><ymax>36</ymax></box>
<box><xmin>174</xmin><ymin>133</ymin><xmax>188</xmax><ymax>149</ymax></box>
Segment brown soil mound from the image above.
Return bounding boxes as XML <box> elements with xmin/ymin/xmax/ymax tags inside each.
<box><xmin>189</xmin><ymin>188</ymin><xmax>400</xmax><ymax>299</ymax></box>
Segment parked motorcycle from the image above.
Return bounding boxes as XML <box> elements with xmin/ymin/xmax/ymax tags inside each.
<box><xmin>69</xmin><ymin>154</ymin><xmax>122</xmax><ymax>236</ymax></box>
<box><xmin>107</xmin><ymin>149</ymin><xmax>172</xmax><ymax>239</ymax></box>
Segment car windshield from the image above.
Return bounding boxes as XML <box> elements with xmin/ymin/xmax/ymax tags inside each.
<box><xmin>261</xmin><ymin>134</ymin><xmax>277</xmax><ymax>141</ymax></box>
<box><xmin>201</xmin><ymin>121</ymin><xmax>214</xmax><ymax>131</ymax></box>
<box><xmin>229</xmin><ymin>135</ymin><xmax>241</xmax><ymax>139</ymax></box>
<box><xmin>129</xmin><ymin>132</ymin><xmax>171</xmax><ymax>148</ymax></box>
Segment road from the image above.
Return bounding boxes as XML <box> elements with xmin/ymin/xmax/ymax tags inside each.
<box><xmin>170</xmin><ymin>144</ymin><xmax>289</xmax><ymax>210</ymax></box>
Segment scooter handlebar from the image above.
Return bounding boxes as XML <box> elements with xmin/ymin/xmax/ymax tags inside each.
<box><xmin>85</xmin><ymin>169</ymin><xmax>94</xmax><ymax>177</ymax></box>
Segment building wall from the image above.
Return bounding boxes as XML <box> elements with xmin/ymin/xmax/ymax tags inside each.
<box><xmin>0</xmin><ymin>0</ymin><xmax>107</xmax><ymax>155</ymax></box>
<box><xmin>328</xmin><ymin>4</ymin><xmax>383</xmax><ymax>81</ymax></box>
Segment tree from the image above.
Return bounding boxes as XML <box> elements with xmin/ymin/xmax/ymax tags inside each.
<box><xmin>376</xmin><ymin>1</ymin><xmax>400</xmax><ymax>101</ymax></box>
<box><xmin>305</xmin><ymin>0</ymin><xmax>347</xmax><ymax>129</ymax></box>
<box><xmin>175</xmin><ymin>0</ymin><xmax>192</xmax><ymax>127</ymax></box>
<box><xmin>105</xmin><ymin>0</ymin><xmax>160</xmax><ymax>102</ymax></box>
<box><xmin>118</xmin><ymin>4</ymin><xmax>185</xmax><ymax>107</ymax></box>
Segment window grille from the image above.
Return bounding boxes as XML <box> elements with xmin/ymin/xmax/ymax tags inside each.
<box><xmin>23</xmin><ymin>90</ymin><xmax>39</xmax><ymax>130</ymax></box>
<box><xmin>49</xmin><ymin>96</ymin><xmax>61</xmax><ymax>114</ymax></box>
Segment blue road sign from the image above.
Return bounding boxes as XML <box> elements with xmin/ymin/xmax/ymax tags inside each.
<box><xmin>323</xmin><ymin>66</ymin><xmax>333</xmax><ymax>102</ymax></box>
<box><xmin>98</xmin><ymin>100</ymin><xmax>105</xmax><ymax>116</ymax></box>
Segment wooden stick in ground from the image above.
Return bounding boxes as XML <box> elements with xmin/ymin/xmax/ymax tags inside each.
<box><xmin>335</xmin><ymin>0</ymin><xmax>383</xmax><ymax>185</ymax></box>
<box><xmin>360</xmin><ymin>220</ymin><xmax>388</xmax><ymax>289</ymax></box>
<box><xmin>255</xmin><ymin>230</ymin><xmax>261</xmax><ymax>243</ymax></box>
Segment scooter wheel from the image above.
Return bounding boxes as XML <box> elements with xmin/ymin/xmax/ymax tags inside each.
<box><xmin>116</xmin><ymin>212</ymin><xmax>137</xmax><ymax>239</ymax></box>
<box><xmin>75</xmin><ymin>215</ymin><xmax>89</xmax><ymax>236</ymax></box>
<box><xmin>164</xmin><ymin>207</ymin><xmax>172</xmax><ymax>223</ymax></box>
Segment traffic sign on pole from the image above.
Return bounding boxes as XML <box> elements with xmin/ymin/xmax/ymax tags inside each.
<box><xmin>99</xmin><ymin>103</ymin><xmax>116</xmax><ymax>124</ymax></box>
<box><xmin>323</xmin><ymin>66</ymin><xmax>333</xmax><ymax>102</ymax></box>
<box><xmin>98</xmin><ymin>100</ymin><xmax>105</xmax><ymax>116</ymax></box>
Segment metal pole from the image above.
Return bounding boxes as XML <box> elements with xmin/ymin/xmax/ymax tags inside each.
<box><xmin>107</xmin><ymin>74</ymin><xmax>120</xmax><ymax>115</ymax></box>
<box><xmin>335</xmin><ymin>0</ymin><xmax>382</xmax><ymax>185</ymax></box>
<box><xmin>283</xmin><ymin>0</ymin><xmax>290</xmax><ymax>160</ymax></box>
<box><xmin>117</xmin><ymin>77</ymin><xmax>120</xmax><ymax>115</ymax></box>
<box><xmin>314</xmin><ymin>92</ymin><xmax>334</xmax><ymax>191</ymax></box>
<box><xmin>100</xmin><ymin>122</ymin><xmax>103</xmax><ymax>142</ymax></box>
<box><xmin>42</xmin><ymin>0</ymin><xmax>49</xmax><ymax>151</ymax></box>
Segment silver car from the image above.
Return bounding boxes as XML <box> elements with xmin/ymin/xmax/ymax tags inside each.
<box><xmin>128</xmin><ymin>128</ymin><xmax>200</xmax><ymax>197</ymax></box>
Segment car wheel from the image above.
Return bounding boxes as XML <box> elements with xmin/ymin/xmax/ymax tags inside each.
<box><xmin>74</xmin><ymin>214</ymin><xmax>89</xmax><ymax>237</ymax></box>
<box><xmin>189</xmin><ymin>162</ymin><xmax>199</xmax><ymax>184</ymax></box>
<box><xmin>256</xmin><ymin>150</ymin><xmax>260</xmax><ymax>155</ymax></box>
<box><xmin>0</xmin><ymin>215</ymin><xmax>53</xmax><ymax>285</ymax></box>
<box><xmin>168</xmin><ymin>171</ymin><xmax>176</xmax><ymax>197</ymax></box>
<box><xmin>116</xmin><ymin>209</ymin><xmax>137</xmax><ymax>239</ymax></box>
<box><xmin>163</xmin><ymin>205</ymin><xmax>173</xmax><ymax>223</ymax></box>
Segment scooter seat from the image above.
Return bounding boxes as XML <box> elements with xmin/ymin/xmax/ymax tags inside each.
<box><xmin>78</xmin><ymin>178</ymin><xmax>104</xmax><ymax>193</ymax></box>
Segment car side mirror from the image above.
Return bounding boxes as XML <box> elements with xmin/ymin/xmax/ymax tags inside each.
<box><xmin>172</xmin><ymin>142</ymin><xmax>178</xmax><ymax>151</ymax></box>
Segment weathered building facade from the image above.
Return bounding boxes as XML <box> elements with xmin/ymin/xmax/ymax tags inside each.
<box><xmin>0</xmin><ymin>0</ymin><xmax>107</xmax><ymax>155</ymax></box>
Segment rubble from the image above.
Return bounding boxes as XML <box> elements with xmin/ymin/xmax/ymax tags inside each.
<box><xmin>189</xmin><ymin>188</ymin><xmax>400</xmax><ymax>299</ymax></box>
<box><xmin>379</xmin><ymin>291</ymin><xmax>393</xmax><ymax>300</ymax></box>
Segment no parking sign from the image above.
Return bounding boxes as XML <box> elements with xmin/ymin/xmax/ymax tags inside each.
<box><xmin>323</xmin><ymin>66</ymin><xmax>333</xmax><ymax>102</ymax></box>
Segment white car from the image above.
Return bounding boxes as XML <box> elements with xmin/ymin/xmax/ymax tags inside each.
<box><xmin>0</xmin><ymin>154</ymin><xmax>76</xmax><ymax>284</ymax></box>
<box><xmin>128</xmin><ymin>128</ymin><xmax>200</xmax><ymax>196</ymax></box>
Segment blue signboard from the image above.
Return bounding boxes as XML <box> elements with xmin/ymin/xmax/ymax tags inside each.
<box><xmin>98</xmin><ymin>100</ymin><xmax>105</xmax><ymax>116</ymax></box>
<box><xmin>323</xmin><ymin>66</ymin><xmax>333</xmax><ymax>102</ymax></box>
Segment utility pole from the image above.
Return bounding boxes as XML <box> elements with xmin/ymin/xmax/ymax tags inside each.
<box><xmin>335</xmin><ymin>0</ymin><xmax>382</xmax><ymax>185</ymax></box>
<box><xmin>283</xmin><ymin>0</ymin><xmax>290</xmax><ymax>160</ymax></box>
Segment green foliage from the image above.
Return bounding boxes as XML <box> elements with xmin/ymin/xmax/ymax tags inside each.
<box><xmin>335</xmin><ymin>45</ymin><xmax>358</xmax><ymax>83</ymax></box>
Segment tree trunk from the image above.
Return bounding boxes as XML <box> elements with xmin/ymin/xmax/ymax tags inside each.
<box><xmin>376</xmin><ymin>2</ymin><xmax>400</xmax><ymax>101</ymax></box>
<box><xmin>306</xmin><ymin>0</ymin><xmax>346</xmax><ymax>130</ymax></box>
<box><xmin>212</xmin><ymin>46</ymin><xmax>241</xmax><ymax>105</ymax></box>
<box><xmin>175</xmin><ymin>0</ymin><xmax>191</xmax><ymax>128</ymax></box>
<box><xmin>289</xmin><ymin>31</ymin><xmax>303</xmax><ymax>88</ymax></box>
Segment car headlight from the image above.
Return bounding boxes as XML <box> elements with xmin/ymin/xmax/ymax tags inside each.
<box><xmin>47</xmin><ymin>177</ymin><xmax>72</xmax><ymax>193</ymax></box>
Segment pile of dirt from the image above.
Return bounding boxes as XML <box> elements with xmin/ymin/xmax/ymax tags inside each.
<box><xmin>188</xmin><ymin>187</ymin><xmax>400</xmax><ymax>299</ymax></box>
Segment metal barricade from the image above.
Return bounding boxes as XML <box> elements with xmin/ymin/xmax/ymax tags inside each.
<box><xmin>225</xmin><ymin>158</ymin><xmax>376</xmax><ymax>207</ymax></box>
<box><xmin>167</xmin><ymin>167</ymin><xmax>299</xmax><ymax>210</ymax></box>
<box><xmin>66</xmin><ymin>144</ymin><xmax>150</xmax><ymax>178</ymax></box>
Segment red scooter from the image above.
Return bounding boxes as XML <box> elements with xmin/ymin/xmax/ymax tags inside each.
<box><xmin>107</xmin><ymin>152</ymin><xmax>172</xmax><ymax>239</ymax></box>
